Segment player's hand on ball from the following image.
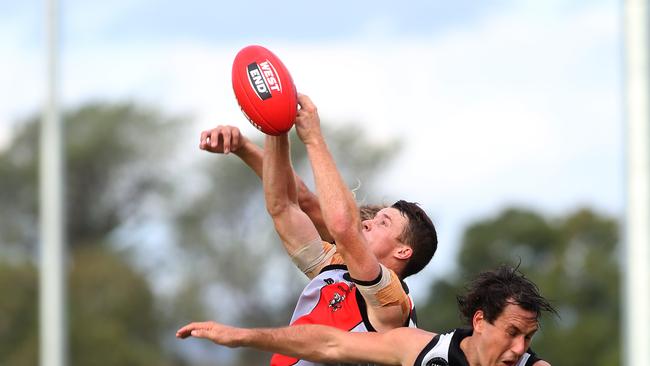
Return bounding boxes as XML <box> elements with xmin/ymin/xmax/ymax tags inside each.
<box><xmin>295</xmin><ymin>93</ymin><xmax>323</xmax><ymax>146</ymax></box>
<box><xmin>200</xmin><ymin>125</ymin><xmax>248</xmax><ymax>155</ymax></box>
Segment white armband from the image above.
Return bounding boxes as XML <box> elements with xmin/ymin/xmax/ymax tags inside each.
<box><xmin>355</xmin><ymin>264</ymin><xmax>398</xmax><ymax>307</ymax></box>
<box><xmin>289</xmin><ymin>238</ymin><xmax>335</xmax><ymax>275</ymax></box>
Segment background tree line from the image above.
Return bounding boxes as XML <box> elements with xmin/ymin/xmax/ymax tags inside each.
<box><xmin>0</xmin><ymin>102</ymin><xmax>619</xmax><ymax>366</ymax></box>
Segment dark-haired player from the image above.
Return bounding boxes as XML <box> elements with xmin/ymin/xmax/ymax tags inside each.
<box><xmin>179</xmin><ymin>265</ymin><xmax>557</xmax><ymax>366</ymax></box>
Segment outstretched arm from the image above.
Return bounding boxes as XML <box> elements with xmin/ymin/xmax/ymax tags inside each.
<box><xmin>294</xmin><ymin>96</ymin><xmax>414</xmax><ymax>329</ymax></box>
<box><xmin>199</xmin><ymin>125</ymin><xmax>332</xmax><ymax>242</ymax></box>
<box><xmin>176</xmin><ymin>321</ymin><xmax>431</xmax><ymax>366</ymax></box>
<box><xmin>294</xmin><ymin>96</ymin><xmax>381</xmax><ymax>281</ymax></box>
<box><xmin>263</xmin><ymin>134</ymin><xmax>332</xmax><ymax>277</ymax></box>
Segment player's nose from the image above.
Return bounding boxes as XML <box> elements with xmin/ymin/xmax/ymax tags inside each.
<box><xmin>510</xmin><ymin>336</ymin><xmax>526</xmax><ymax>357</ymax></box>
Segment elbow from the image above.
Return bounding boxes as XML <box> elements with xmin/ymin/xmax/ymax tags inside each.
<box><xmin>318</xmin><ymin>337</ymin><xmax>347</xmax><ymax>364</ymax></box>
<box><xmin>327</xmin><ymin>214</ymin><xmax>359</xmax><ymax>241</ymax></box>
<box><xmin>310</xmin><ymin>349</ymin><xmax>336</xmax><ymax>364</ymax></box>
<box><xmin>265</xmin><ymin>199</ymin><xmax>291</xmax><ymax>219</ymax></box>
<box><xmin>298</xmin><ymin>191</ymin><xmax>319</xmax><ymax>213</ymax></box>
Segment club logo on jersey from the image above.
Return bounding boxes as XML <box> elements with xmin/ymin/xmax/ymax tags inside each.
<box><xmin>426</xmin><ymin>357</ymin><xmax>449</xmax><ymax>366</ymax></box>
<box><xmin>247</xmin><ymin>60</ymin><xmax>282</xmax><ymax>100</ymax></box>
<box><xmin>328</xmin><ymin>292</ymin><xmax>345</xmax><ymax>312</ymax></box>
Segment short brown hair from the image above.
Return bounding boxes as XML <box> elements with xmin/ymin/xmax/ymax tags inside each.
<box><xmin>391</xmin><ymin>200</ymin><xmax>437</xmax><ymax>278</ymax></box>
<box><xmin>359</xmin><ymin>204</ymin><xmax>385</xmax><ymax>221</ymax></box>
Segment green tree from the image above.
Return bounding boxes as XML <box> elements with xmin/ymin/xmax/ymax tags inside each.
<box><xmin>0</xmin><ymin>103</ymin><xmax>187</xmax><ymax>365</ymax></box>
<box><xmin>0</xmin><ymin>261</ymin><xmax>38</xmax><ymax>366</ymax></box>
<box><xmin>418</xmin><ymin>208</ymin><xmax>620</xmax><ymax>366</ymax></box>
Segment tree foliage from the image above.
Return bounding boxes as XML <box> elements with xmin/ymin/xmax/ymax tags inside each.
<box><xmin>418</xmin><ymin>207</ymin><xmax>620</xmax><ymax>366</ymax></box>
<box><xmin>0</xmin><ymin>102</ymin><xmax>186</xmax><ymax>365</ymax></box>
<box><xmin>0</xmin><ymin>261</ymin><xmax>38</xmax><ymax>366</ymax></box>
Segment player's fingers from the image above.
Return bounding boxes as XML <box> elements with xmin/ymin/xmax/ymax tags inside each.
<box><xmin>176</xmin><ymin>321</ymin><xmax>211</xmax><ymax>338</ymax></box>
<box><xmin>190</xmin><ymin>329</ymin><xmax>210</xmax><ymax>339</ymax></box>
<box><xmin>297</xmin><ymin>93</ymin><xmax>316</xmax><ymax>112</ymax></box>
<box><xmin>230</xmin><ymin>127</ymin><xmax>241</xmax><ymax>151</ymax></box>
<box><xmin>210</xmin><ymin>128</ymin><xmax>221</xmax><ymax>149</ymax></box>
<box><xmin>200</xmin><ymin>130</ymin><xmax>210</xmax><ymax>149</ymax></box>
<box><xmin>176</xmin><ymin>324</ymin><xmax>196</xmax><ymax>338</ymax></box>
<box><xmin>221</xmin><ymin>127</ymin><xmax>232</xmax><ymax>154</ymax></box>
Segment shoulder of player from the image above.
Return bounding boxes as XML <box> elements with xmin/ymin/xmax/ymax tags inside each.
<box><xmin>381</xmin><ymin>328</ymin><xmax>437</xmax><ymax>365</ymax></box>
<box><xmin>386</xmin><ymin>327</ymin><xmax>434</xmax><ymax>343</ymax></box>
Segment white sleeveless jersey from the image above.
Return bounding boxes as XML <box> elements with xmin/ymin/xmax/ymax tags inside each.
<box><xmin>270</xmin><ymin>264</ymin><xmax>417</xmax><ymax>366</ymax></box>
<box><xmin>414</xmin><ymin>328</ymin><xmax>542</xmax><ymax>366</ymax></box>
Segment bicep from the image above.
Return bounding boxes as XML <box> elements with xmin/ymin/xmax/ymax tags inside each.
<box><xmin>330</xmin><ymin>330</ymin><xmax>403</xmax><ymax>365</ymax></box>
<box><xmin>296</xmin><ymin>182</ymin><xmax>333</xmax><ymax>242</ymax></box>
<box><xmin>331</xmin><ymin>328</ymin><xmax>431</xmax><ymax>366</ymax></box>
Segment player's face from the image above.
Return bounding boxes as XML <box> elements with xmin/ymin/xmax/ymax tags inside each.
<box><xmin>475</xmin><ymin>303</ymin><xmax>539</xmax><ymax>366</ymax></box>
<box><xmin>361</xmin><ymin>207</ymin><xmax>408</xmax><ymax>259</ymax></box>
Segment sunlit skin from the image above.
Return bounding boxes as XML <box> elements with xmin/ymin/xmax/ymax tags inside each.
<box><xmin>461</xmin><ymin>303</ymin><xmax>539</xmax><ymax>366</ymax></box>
<box><xmin>361</xmin><ymin>207</ymin><xmax>411</xmax><ymax>265</ymax></box>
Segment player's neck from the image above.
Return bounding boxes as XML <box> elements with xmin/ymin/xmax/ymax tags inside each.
<box><xmin>460</xmin><ymin>335</ymin><xmax>481</xmax><ymax>366</ymax></box>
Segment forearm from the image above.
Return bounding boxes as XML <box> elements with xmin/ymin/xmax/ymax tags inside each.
<box><xmin>177</xmin><ymin>322</ymin><xmax>334</xmax><ymax>360</ymax></box>
<box><xmin>234</xmin><ymin>138</ymin><xmax>265</xmax><ymax>180</ymax></box>
<box><xmin>304</xmin><ymin>137</ymin><xmax>381</xmax><ymax>280</ymax></box>
<box><xmin>177</xmin><ymin>321</ymin><xmax>410</xmax><ymax>365</ymax></box>
<box><xmin>263</xmin><ymin>135</ymin><xmax>323</xmax><ymax>260</ymax></box>
<box><xmin>296</xmin><ymin>176</ymin><xmax>333</xmax><ymax>242</ymax></box>
<box><xmin>304</xmin><ymin>137</ymin><xmax>360</xmax><ymax>237</ymax></box>
<box><xmin>241</xmin><ymin>325</ymin><xmax>339</xmax><ymax>362</ymax></box>
<box><xmin>263</xmin><ymin>135</ymin><xmax>298</xmax><ymax>216</ymax></box>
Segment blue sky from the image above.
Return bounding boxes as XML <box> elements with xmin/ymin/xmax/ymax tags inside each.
<box><xmin>3</xmin><ymin>1</ymin><xmax>508</xmax><ymax>43</ymax></box>
<box><xmin>1</xmin><ymin>0</ymin><xmax>623</xmax><ymax>298</ymax></box>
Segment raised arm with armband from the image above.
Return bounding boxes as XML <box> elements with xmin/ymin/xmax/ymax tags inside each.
<box><xmin>263</xmin><ymin>134</ymin><xmax>337</xmax><ymax>279</ymax></box>
<box><xmin>294</xmin><ymin>94</ymin><xmax>412</xmax><ymax>330</ymax></box>
<box><xmin>293</xmin><ymin>97</ymin><xmax>378</xmax><ymax>281</ymax></box>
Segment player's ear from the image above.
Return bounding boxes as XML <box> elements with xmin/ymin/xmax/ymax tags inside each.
<box><xmin>473</xmin><ymin>310</ymin><xmax>485</xmax><ymax>333</ymax></box>
<box><xmin>395</xmin><ymin>245</ymin><xmax>412</xmax><ymax>260</ymax></box>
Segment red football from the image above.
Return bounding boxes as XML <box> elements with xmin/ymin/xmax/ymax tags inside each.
<box><xmin>231</xmin><ymin>45</ymin><xmax>297</xmax><ymax>135</ymax></box>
